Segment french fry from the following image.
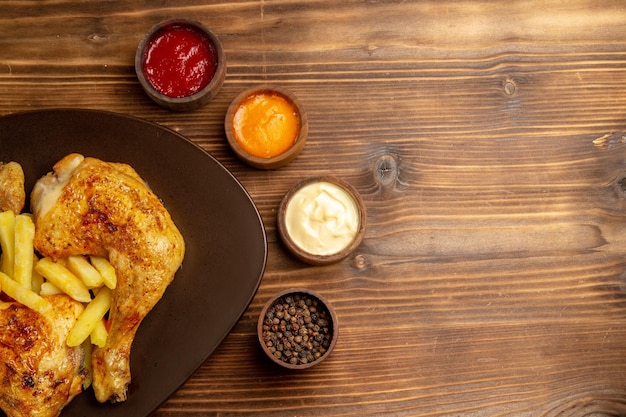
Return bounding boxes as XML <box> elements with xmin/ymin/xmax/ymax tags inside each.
<box><xmin>55</xmin><ymin>257</ymin><xmax>68</xmax><ymax>268</ymax></box>
<box><xmin>67</xmin><ymin>255</ymin><xmax>103</xmax><ymax>288</ymax></box>
<box><xmin>31</xmin><ymin>254</ymin><xmax>44</xmax><ymax>294</ymax></box>
<box><xmin>66</xmin><ymin>286</ymin><xmax>111</xmax><ymax>347</ymax></box>
<box><xmin>0</xmin><ymin>210</ymin><xmax>16</xmax><ymax>277</ymax></box>
<box><xmin>0</xmin><ymin>271</ymin><xmax>51</xmax><ymax>314</ymax></box>
<box><xmin>13</xmin><ymin>214</ymin><xmax>35</xmax><ymax>289</ymax></box>
<box><xmin>39</xmin><ymin>281</ymin><xmax>63</xmax><ymax>296</ymax></box>
<box><xmin>89</xmin><ymin>256</ymin><xmax>117</xmax><ymax>289</ymax></box>
<box><xmin>35</xmin><ymin>257</ymin><xmax>92</xmax><ymax>303</ymax></box>
<box><xmin>90</xmin><ymin>318</ymin><xmax>109</xmax><ymax>348</ymax></box>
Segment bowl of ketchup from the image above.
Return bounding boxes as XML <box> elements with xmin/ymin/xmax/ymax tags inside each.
<box><xmin>135</xmin><ymin>19</ymin><xmax>226</xmax><ymax>111</ymax></box>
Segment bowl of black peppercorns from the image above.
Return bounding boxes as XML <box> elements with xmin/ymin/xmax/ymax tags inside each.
<box><xmin>257</xmin><ymin>288</ymin><xmax>338</xmax><ymax>369</ymax></box>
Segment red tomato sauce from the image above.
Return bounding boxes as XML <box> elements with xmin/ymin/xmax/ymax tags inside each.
<box><xmin>143</xmin><ymin>25</ymin><xmax>217</xmax><ymax>98</ymax></box>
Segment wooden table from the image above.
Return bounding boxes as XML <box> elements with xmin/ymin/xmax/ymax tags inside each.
<box><xmin>2</xmin><ymin>1</ymin><xmax>626</xmax><ymax>416</ymax></box>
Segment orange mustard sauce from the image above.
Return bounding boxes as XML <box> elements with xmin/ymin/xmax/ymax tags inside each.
<box><xmin>232</xmin><ymin>92</ymin><xmax>300</xmax><ymax>158</ymax></box>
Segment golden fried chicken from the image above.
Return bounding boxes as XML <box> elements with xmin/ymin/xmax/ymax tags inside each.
<box><xmin>30</xmin><ymin>153</ymin><xmax>185</xmax><ymax>403</ymax></box>
<box><xmin>0</xmin><ymin>295</ymin><xmax>88</xmax><ymax>417</ymax></box>
<box><xmin>0</xmin><ymin>161</ymin><xmax>25</xmax><ymax>213</ymax></box>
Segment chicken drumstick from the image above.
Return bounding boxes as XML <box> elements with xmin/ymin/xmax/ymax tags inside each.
<box><xmin>30</xmin><ymin>154</ymin><xmax>185</xmax><ymax>403</ymax></box>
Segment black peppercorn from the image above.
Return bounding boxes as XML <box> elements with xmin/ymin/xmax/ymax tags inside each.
<box><xmin>261</xmin><ymin>292</ymin><xmax>334</xmax><ymax>367</ymax></box>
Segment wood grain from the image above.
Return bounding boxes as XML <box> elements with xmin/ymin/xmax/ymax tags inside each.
<box><xmin>1</xmin><ymin>1</ymin><xmax>626</xmax><ymax>416</ymax></box>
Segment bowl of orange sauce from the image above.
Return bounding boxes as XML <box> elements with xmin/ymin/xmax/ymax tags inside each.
<box><xmin>225</xmin><ymin>85</ymin><xmax>307</xmax><ymax>169</ymax></box>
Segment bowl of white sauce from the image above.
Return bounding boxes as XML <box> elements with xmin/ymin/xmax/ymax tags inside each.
<box><xmin>277</xmin><ymin>176</ymin><xmax>366</xmax><ymax>265</ymax></box>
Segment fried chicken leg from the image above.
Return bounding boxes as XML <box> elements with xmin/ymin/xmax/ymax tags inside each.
<box><xmin>30</xmin><ymin>154</ymin><xmax>185</xmax><ymax>403</ymax></box>
<box><xmin>0</xmin><ymin>295</ymin><xmax>88</xmax><ymax>417</ymax></box>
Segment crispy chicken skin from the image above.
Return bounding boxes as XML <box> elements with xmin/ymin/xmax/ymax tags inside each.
<box><xmin>30</xmin><ymin>154</ymin><xmax>185</xmax><ymax>403</ymax></box>
<box><xmin>0</xmin><ymin>161</ymin><xmax>25</xmax><ymax>213</ymax></box>
<box><xmin>0</xmin><ymin>295</ymin><xmax>87</xmax><ymax>417</ymax></box>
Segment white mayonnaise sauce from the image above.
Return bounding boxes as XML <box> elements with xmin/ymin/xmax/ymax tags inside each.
<box><xmin>284</xmin><ymin>181</ymin><xmax>359</xmax><ymax>256</ymax></box>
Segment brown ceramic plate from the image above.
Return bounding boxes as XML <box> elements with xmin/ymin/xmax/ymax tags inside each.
<box><xmin>0</xmin><ymin>109</ymin><xmax>267</xmax><ymax>417</ymax></box>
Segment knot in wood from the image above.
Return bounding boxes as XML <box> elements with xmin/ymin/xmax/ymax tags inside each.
<box><xmin>504</xmin><ymin>80</ymin><xmax>516</xmax><ymax>96</ymax></box>
<box><xmin>88</xmin><ymin>32</ymin><xmax>108</xmax><ymax>42</ymax></box>
<box><xmin>374</xmin><ymin>154</ymin><xmax>398</xmax><ymax>188</ymax></box>
<box><xmin>353</xmin><ymin>254</ymin><xmax>369</xmax><ymax>270</ymax></box>
<box><xmin>619</xmin><ymin>176</ymin><xmax>626</xmax><ymax>194</ymax></box>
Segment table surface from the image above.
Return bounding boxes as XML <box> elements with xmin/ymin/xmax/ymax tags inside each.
<box><xmin>2</xmin><ymin>1</ymin><xmax>626</xmax><ymax>416</ymax></box>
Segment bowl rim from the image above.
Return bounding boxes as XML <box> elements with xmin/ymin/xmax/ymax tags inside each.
<box><xmin>224</xmin><ymin>84</ymin><xmax>308</xmax><ymax>169</ymax></box>
<box><xmin>257</xmin><ymin>287</ymin><xmax>338</xmax><ymax>370</ymax></box>
<box><xmin>135</xmin><ymin>18</ymin><xmax>227</xmax><ymax>111</ymax></box>
<box><xmin>277</xmin><ymin>176</ymin><xmax>367</xmax><ymax>265</ymax></box>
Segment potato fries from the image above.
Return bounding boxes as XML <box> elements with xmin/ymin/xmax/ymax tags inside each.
<box><xmin>13</xmin><ymin>214</ymin><xmax>35</xmax><ymax>289</ymax></box>
<box><xmin>0</xmin><ymin>208</ymin><xmax>118</xmax><ymax>350</ymax></box>
<box><xmin>30</xmin><ymin>254</ymin><xmax>44</xmax><ymax>294</ymax></box>
<box><xmin>90</xmin><ymin>318</ymin><xmax>109</xmax><ymax>348</ymax></box>
<box><xmin>0</xmin><ymin>272</ymin><xmax>51</xmax><ymax>314</ymax></box>
<box><xmin>0</xmin><ymin>210</ymin><xmax>16</xmax><ymax>277</ymax></box>
<box><xmin>66</xmin><ymin>286</ymin><xmax>111</xmax><ymax>347</ymax></box>
<box><xmin>89</xmin><ymin>256</ymin><xmax>117</xmax><ymax>289</ymax></box>
<box><xmin>39</xmin><ymin>281</ymin><xmax>63</xmax><ymax>296</ymax></box>
<box><xmin>67</xmin><ymin>255</ymin><xmax>104</xmax><ymax>288</ymax></box>
<box><xmin>35</xmin><ymin>257</ymin><xmax>92</xmax><ymax>303</ymax></box>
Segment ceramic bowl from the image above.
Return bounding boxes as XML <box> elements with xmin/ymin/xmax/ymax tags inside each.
<box><xmin>135</xmin><ymin>18</ymin><xmax>226</xmax><ymax>111</ymax></box>
<box><xmin>257</xmin><ymin>288</ymin><xmax>338</xmax><ymax>370</ymax></box>
<box><xmin>224</xmin><ymin>84</ymin><xmax>307</xmax><ymax>169</ymax></box>
<box><xmin>277</xmin><ymin>176</ymin><xmax>366</xmax><ymax>265</ymax></box>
